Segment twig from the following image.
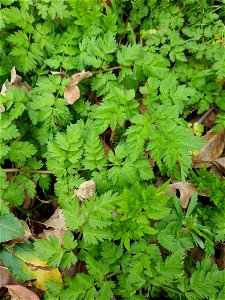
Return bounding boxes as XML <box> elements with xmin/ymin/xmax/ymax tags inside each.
<box><xmin>197</xmin><ymin>106</ymin><xmax>215</xmax><ymax>124</ymax></box>
<box><xmin>3</xmin><ymin>168</ymin><xmax>53</xmax><ymax>174</ymax></box>
<box><xmin>92</xmin><ymin>66</ymin><xmax>121</xmax><ymax>74</ymax></box>
<box><xmin>3</xmin><ymin>162</ymin><xmax>127</xmax><ymax>174</ymax></box>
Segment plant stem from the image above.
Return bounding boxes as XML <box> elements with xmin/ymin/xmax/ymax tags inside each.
<box><xmin>92</xmin><ymin>66</ymin><xmax>121</xmax><ymax>74</ymax></box>
<box><xmin>4</xmin><ymin>169</ymin><xmax>53</xmax><ymax>174</ymax></box>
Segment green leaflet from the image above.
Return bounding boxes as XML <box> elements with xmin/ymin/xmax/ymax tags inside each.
<box><xmin>0</xmin><ymin>214</ymin><xmax>24</xmax><ymax>242</ymax></box>
<box><xmin>34</xmin><ymin>234</ymin><xmax>77</xmax><ymax>268</ymax></box>
<box><xmin>62</xmin><ymin>191</ymin><xmax>118</xmax><ymax>244</ymax></box>
<box><xmin>46</xmin><ymin>121</ymin><xmax>85</xmax><ymax>176</ymax></box>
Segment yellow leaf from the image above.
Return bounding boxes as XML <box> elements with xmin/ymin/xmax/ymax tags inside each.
<box><xmin>29</xmin><ymin>267</ymin><xmax>62</xmax><ymax>291</ymax></box>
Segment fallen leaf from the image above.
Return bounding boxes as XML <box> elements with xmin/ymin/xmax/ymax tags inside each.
<box><xmin>64</xmin><ymin>82</ymin><xmax>80</xmax><ymax>104</ymax></box>
<box><xmin>1</xmin><ymin>80</ymin><xmax>10</xmax><ymax>95</ymax></box>
<box><xmin>194</xmin><ymin>129</ymin><xmax>225</xmax><ymax>162</ymax></box>
<box><xmin>0</xmin><ymin>242</ymin><xmax>62</xmax><ymax>291</ymax></box>
<box><xmin>44</xmin><ymin>207</ymin><xmax>66</xmax><ymax>230</ymax></box>
<box><xmin>50</xmin><ymin>71</ymin><xmax>67</xmax><ymax>78</ymax></box>
<box><xmin>64</xmin><ymin>70</ymin><xmax>92</xmax><ymax>104</ymax></box>
<box><xmin>74</xmin><ymin>180</ymin><xmax>96</xmax><ymax>201</ymax></box>
<box><xmin>30</xmin><ymin>267</ymin><xmax>62</xmax><ymax>291</ymax></box>
<box><xmin>18</xmin><ymin>221</ymin><xmax>32</xmax><ymax>243</ymax></box>
<box><xmin>202</xmin><ymin>111</ymin><xmax>216</xmax><ymax>128</ymax></box>
<box><xmin>40</xmin><ymin>208</ymin><xmax>68</xmax><ymax>244</ymax></box>
<box><xmin>9</xmin><ymin>66</ymin><xmax>22</xmax><ymax>87</ymax></box>
<box><xmin>0</xmin><ymin>104</ymin><xmax>5</xmax><ymax>112</ymax></box>
<box><xmin>10</xmin><ymin>66</ymin><xmax>17</xmax><ymax>84</ymax></box>
<box><xmin>0</xmin><ymin>67</ymin><xmax>31</xmax><ymax>95</ymax></box>
<box><xmin>71</xmin><ymin>70</ymin><xmax>92</xmax><ymax>84</ymax></box>
<box><xmin>210</xmin><ymin>165</ymin><xmax>224</xmax><ymax>179</ymax></box>
<box><xmin>21</xmin><ymin>82</ymin><xmax>32</xmax><ymax>93</ymax></box>
<box><xmin>166</xmin><ymin>182</ymin><xmax>197</xmax><ymax>208</ymax></box>
<box><xmin>0</xmin><ymin>266</ymin><xmax>17</xmax><ymax>288</ymax></box>
<box><xmin>213</xmin><ymin>156</ymin><xmax>225</xmax><ymax>175</ymax></box>
<box><xmin>39</xmin><ymin>228</ymin><xmax>68</xmax><ymax>244</ymax></box>
<box><xmin>5</xmin><ymin>285</ymin><xmax>40</xmax><ymax>300</ymax></box>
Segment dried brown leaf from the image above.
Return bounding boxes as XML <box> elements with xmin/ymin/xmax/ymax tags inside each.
<box><xmin>10</xmin><ymin>67</ymin><xmax>22</xmax><ymax>87</ymax></box>
<box><xmin>64</xmin><ymin>71</ymin><xmax>92</xmax><ymax>105</ymax></box>
<box><xmin>0</xmin><ymin>104</ymin><xmax>5</xmax><ymax>113</ymax></box>
<box><xmin>166</xmin><ymin>182</ymin><xmax>197</xmax><ymax>208</ymax></box>
<box><xmin>1</xmin><ymin>80</ymin><xmax>10</xmax><ymax>96</ymax></box>
<box><xmin>194</xmin><ymin>129</ymin><xmax>225</xmax><ymax>162</ymax></box>
<box><xmin>74</xmin><ymin>180</ymin><xmax>96</xmax><ymax>201</ymax></box>
<box><xmin>38</xmin><ymin>208</ymin><xmax>69</xmax><ymax>244</ymax></box>
<box><xmin>210</xmin><ymin>165</ymin><xmax>224</xmax><ymax>179</ymax></box>
<box><xmin>5</xmin><ymin>285</ymin><xmax>40</xmax><ymax>300</ymax></box>
<box><xmin>0</xmin><ymin>267</ymin><xmax>17</xmax><ymax>288</ymax></box>
<box><xmin>21</xmin><ymin>82</ymin><xmax>32</xmax><ymax>93</ymax></box>
<box><xmin>202</xmin><ymin>111</ymin><xmax>216</xmax><ymax>128</ymax></box>
<box><xmin>1</xmin><ymin>67</ymin><xmax>31</xmax><ymax>95</ymax></box>
<box><xmin>64</xmin><ymin>83</ymin><xmax>80</xmax><ymax>104</ymax></box>
<box><xmin>71</xmin><ymin>70</ymin><xmax>92</xmax><ymax>84</ymax></box>
<box><xmin>10</xmin><ymin>66</ymin><xmax>17</xmax><ymax>84</ymax></box>
<box><xmin>214</xmin><ymin>156</ymin><xmax>225</xmax><ymax>175</ymax></box>
<box><xmin>44</xmin><ymin>207</ymin><xmax>66</xmax><ymax>230</ymax></box>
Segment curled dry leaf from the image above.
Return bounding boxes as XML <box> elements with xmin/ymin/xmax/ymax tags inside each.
<box><xmin>64</xmin><ymin>70</ymin><xmax>92</xmax><ymax>105</ymax></box>
<box><xmin>166</xmin><ymin>182</ymin><xmax>197</xmax><ymax>208</ymax></box>
<box><xmin>193</xmin><ymin>129</ymin><xmax>225</xmax><ymax>162</ymax></box>
<box><xmin>10</xmin><ymin>66</ymin><xmax>20</xmax><ymax>84</ymax></box>
<box><xmin>0</xmin><ymin>104</ymin><xmax>5</xmax><ymax>113</ymax></box>
<box><xmin>1</xmin><ymin>81</ymin><xmax>8</xmax><ymax>96</ymax></box>
<box><xmin>74</xmin><ymin>180</ymin><xmax>96</xmax><ymax>201</ymax></box>
<box><xmin>0</xmin><ymin>67</ymin><xmax>31</xmax><ymax>95</ymax></box>
<box><xmin>5</xmin><ymin>285</ymin><xmax>40</xmax><ymax>300</ymax></box>
<box><xmin>50</xmin><ymin>71</ymin><xmax>67</xmax><ymax>78</ymax></box>
<box><xmin>71</xmin><ymin>70</ymin><xmax>92</xmax><ymax>84</ymax></box>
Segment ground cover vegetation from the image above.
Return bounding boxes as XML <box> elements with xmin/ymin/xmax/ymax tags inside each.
<box><xmin>0</xmin><ymin>0</ymin><xmax>225</xmax><ymax>299</ymax></box>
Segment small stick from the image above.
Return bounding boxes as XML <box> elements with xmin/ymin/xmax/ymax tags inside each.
<box><xmin>197</xmin><ymin>106</ymin><xmax>215</xmax><ymax>124</ymax></box>
<box><xmin>3</xmin><ymin>168</ymin><xmax>53</xmax><ymax>174</ymax></box>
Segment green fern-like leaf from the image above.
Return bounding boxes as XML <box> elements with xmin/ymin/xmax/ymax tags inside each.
<box><xmin>83</xmin><ymin>128</ymin><xmax>106</xmax><ymax>170</ymax></box>
<box><xmin>46</xmin><ymin>122</ymin><xmax>85</xmax><ymax>176</ymax></box>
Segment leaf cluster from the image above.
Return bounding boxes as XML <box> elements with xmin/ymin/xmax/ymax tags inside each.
<box><xmin>0</xmin><ymin>0</ymin><xmax>225</xmax><ymax>299</ymax></box>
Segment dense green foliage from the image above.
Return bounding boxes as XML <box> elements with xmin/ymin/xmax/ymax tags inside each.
<box><xmin>0</xmin><ymin>0</ymin><xmax>225</xmax><ymax>299</ymax></box>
